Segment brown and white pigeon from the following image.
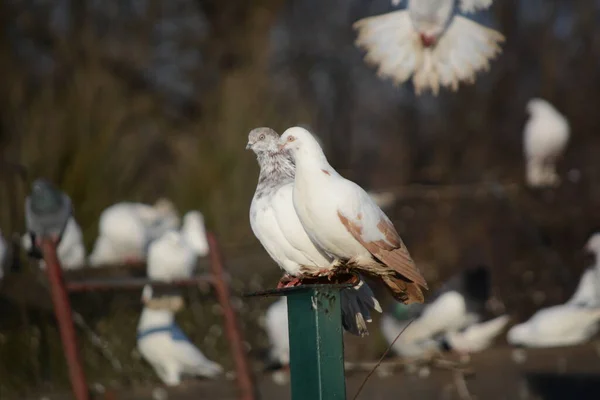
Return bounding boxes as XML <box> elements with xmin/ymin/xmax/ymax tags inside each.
<box><xmin>247</xmin><ymin>127</ymin><xmax>381</xmax><ymax>335</ymax></box>
<box><xmin>353</xmin><ymin>0</ymin><xmax>504</xmax><ymax>95</ymax></box>
<box><xmin>278</xmin><ymin>126</ymin><xmax>428</xmax><ymax>304</ymax></box>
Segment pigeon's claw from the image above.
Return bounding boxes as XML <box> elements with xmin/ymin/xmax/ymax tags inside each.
<box><xmin>277</xmin><ymin>273</ymin><xmax>302</xmax><ymax>288</ymax></box>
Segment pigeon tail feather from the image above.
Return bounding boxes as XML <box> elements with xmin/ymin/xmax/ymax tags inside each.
<box><xmin>419</xmin><ymin>15</ymin><xmax>504</xmax><ymax>95</ymax></box>
<box><xmin>340</xmin><ymin>277</ymin><xmax>382</xmax><ymax>336</ymax></box>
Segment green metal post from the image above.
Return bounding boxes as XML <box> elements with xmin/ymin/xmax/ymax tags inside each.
<box><xmin>285</xmin><ymin>285</ymin><xmax>346</xmax><ymax>400</ymax></box>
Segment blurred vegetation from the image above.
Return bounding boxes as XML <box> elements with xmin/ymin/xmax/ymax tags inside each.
<box><xmin>1</xmin><ymin>0</ymin><xmax>600</xmax><ymax>397</ymax></box>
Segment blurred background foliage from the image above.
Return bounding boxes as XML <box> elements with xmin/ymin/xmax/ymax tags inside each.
<box><xmin>1</xmin><ymin>0</ymin><xmax>600</xmax><ymax>397</ymax></box>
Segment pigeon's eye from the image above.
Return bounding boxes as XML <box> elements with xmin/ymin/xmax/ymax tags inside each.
<box><xmin>287</xmin><ymin>136</ymin><xmax>295</xmax><ymax>142</ymax></box>
<box><xmin>259</xmin><ymin>134</ymin><xmax>265</xmax><ymax>140</ymax></box>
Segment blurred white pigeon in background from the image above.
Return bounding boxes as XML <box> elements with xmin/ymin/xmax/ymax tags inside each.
<box><xmin>89</xmin><ymin>200</ymin><xmax>180</xmax><ymax>266</ymax></box>
<box><xmin>523</xmin><ymin>98</ymin><xmax>570</xmax><ymax>188</ymax></box>
<box><xmin>147</xmin><ymin>231</ymin><xmax>197</xmax><ymax>282</ymax></box>
<box><xmin>354</xmin><ymin>0</ymin><xmax>504</xmax><ymax>95</ymax></box>
<box><xmin>278</xmin><ymin>126</ymin><xmax>427</xmax><ymax>304</ymax></box>
<box><xmin>381</xmin><ymin>265</ymin><xmax>491</xmax><ymax>357</ymax></box>
<box><xmin>507</xmin><ymin>262</ymin><xmax>600</xmax><ymax>348</ymax></box>
<box><xmin>507</xmin><ymin>304</ymin><xmax>600</xmax><ymax>348</ymax></box>
<box><xmin>442</xmin><ymin>314</ymin><xmax>510</xmax><ymax>354</ymax></box>
<box><xmin>181</xmin><ymin>211</ymin><xmax>210</xmax><ymax>257</ymax></box>
<box><xmin>264</xmin><ymin>297</ymin><xmax>290</xmax><ymax>369</ymax></box>
<box><xmin>247</xmin><ymin>127</ymin><xmax>381</xmax><ymax>336</ymax></box>
<box><xmin>22</xmin><ymin>217</ymin><xmax>86</xmax><ymax>270</ymax></box>
<box><xmin>137</xmin><ymin>285</ymin><xmax>223</xmax><ymax>386</ymax></box>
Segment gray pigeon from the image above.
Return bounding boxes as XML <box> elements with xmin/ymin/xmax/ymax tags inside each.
<box><xmin>25</xmin><ymin>179</ymin><xmax>72</xmax><ymax>249</ymax></box>
<box><xmin>247</xmin><ymin>127</ymin><xmax>381</xmax><ymax>336</ymax></box>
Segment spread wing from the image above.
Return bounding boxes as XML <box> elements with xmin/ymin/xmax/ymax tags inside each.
<box><xmin>337</xmin><ymin>210</ymin><xmax>427</xmax><ymax>289</ymax></box>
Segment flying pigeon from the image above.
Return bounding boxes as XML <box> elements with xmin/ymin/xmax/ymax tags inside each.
<box><xmin>25</xmin><ymin>179</ymin><xmax>72</xmax><ymax>247</ymax></box>
<box><xmin>247</xmin><ymin>127</ymin><xmax>381</xmax><ymax>336</ymax></box>
<box><xmin>523</xmin><ymin>98</ymin><xmax>570</xmax><ymax>188</ymax></box>
<box><xmin>181</xmin><ymin>211</ymin><xmax>210</xmax><ymax>257</ymax></box>
<box><xmin>137</xmin><ymin>285</ymin><xmax>223</xmax><ymax>386</ymax></box>
<box><xmin>353</xmin><ymin>0</ymin><xmax>505</xmax><ymax>95</ymax></box>
<box><xmin>278</xmin><ymin>126</ymin><xmax>427</xmax><ymax>304</ymax></box>
<box><xmin>89</xmin><ymin>200</ymin><xmax>180</xmax><ymax>266</ymax></box>
<box><xmin>22</xmin><ymin>216</ymin><xmax>86</xmax><ymax>269</ymax></box>
<box><xmin>147</xmin><ymin>231</ymin><xmax>197</xmax><ymax>282</ymax></box>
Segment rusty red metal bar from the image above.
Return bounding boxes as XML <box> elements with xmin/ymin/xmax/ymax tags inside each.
<box><xmin>66</xmin><ymin>275</ymin><xmax>214</xmax><ymax>292</ymax></box>
<box><xmin>42</xmin><ymin>238</ymin><xmax>90</xmax><ymax>400</ymax></box>
<box><xmin>207</xmin><ymin>232</ymin><xmax>256</xmax><ymax>400</ymax></box>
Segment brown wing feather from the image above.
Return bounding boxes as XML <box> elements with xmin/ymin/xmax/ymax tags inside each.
<box><xmin>338</xmin><ymin>211</ymin><xmax>428</xmax><ymax>289</ymax></box>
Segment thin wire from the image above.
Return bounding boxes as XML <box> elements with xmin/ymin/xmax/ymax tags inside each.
<box><xmin>352</xmin><ymin>318</ymin><xmax>415</xmax><ymax>400</ymax></box>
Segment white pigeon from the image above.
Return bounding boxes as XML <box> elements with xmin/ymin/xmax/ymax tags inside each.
<box><xmin>88</xmin><ymin>200</ymin><xmax>180</xmax><ymax>266</ymax></box>
<box><xmin>137</xmin><ymin>285</ymin><xmax>223</xmax><ymax>386</ymax></box>
<box><xmin>507</xmin><ymin>304</ymin><xmax>600</xmax><ymax>348</ymax></box>
<box><xmin>507</xmin><ymin>262</ymin><xmax>600</xmax><ymax>348</ymax></box>
<box><xmin>22</xmin><ymin>216</ymin><xmax>86</xmax><ymax>270</ymax></box>
<box><xmin>381</xmin><ymin>306</ymin><xmax>440</xmax><ymax>358</ymax></box>
<box><xmin>523</xmin><ymin>98</ymin><xmax>570</xmax><ymax>188</ymax></box>
<box><xmin>147</xmin><ymin>231</ymin><xmax>197</xmax><ymax>282</ymax></box>
<box><xmin>442</xmin><ymin>314</ymin><xmax>510</xmax><ymax>354</ymax></box>
<box><xmin>265</xmin><ymin>297</ymin><xmax>290</xmax><ymax>368</ymax></box>
<box><xmin>380</xmin><ymin>265</ymin><xmax>491</xmax><ymax>357</ymax></box>
<box><xmin>181</xmin><ymin>211</ymin><xmax>210</xmax><ymax>257</ymax></box>
<box><xmin>354</xmin><ymin>0</ymin><xmax>505</xmax><ymax>95</ymax></box>
<box><xmin>278</xmin><ymin>126</ymin><xmax>427</xmax><ymax>304</ymax></box>
<box><xmin>247</xmin><ymin>128</ymin><xmax>382</xmax><ymax>336</ymax></box>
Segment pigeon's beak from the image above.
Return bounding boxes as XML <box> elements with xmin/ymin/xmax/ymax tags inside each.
<box><xmin>245</xmin><ymin>141</ymin><xmax>252</xmax><ymax>150</ymax></box>
<box><xmin>278</xmin><ymin>143</ymin><xmax>286</xmax><ymax>151</ymax></box>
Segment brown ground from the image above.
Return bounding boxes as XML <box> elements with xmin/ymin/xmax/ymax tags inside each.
<box><xmin>23</xmin><ymin>344</ymin><xmax>600</xmax><ymax>400</ymax></box>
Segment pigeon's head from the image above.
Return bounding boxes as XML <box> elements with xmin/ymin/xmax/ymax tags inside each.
<box><xmin>29</xmin><ymin>178</ymin><xmax>65</xmax><ymax>214</ymax></box>
<box><xmin>526</xmin><ymin>98</ymin><xmax>555</xmax><ymax>117</ymax></box>
<box><xmin>584</xmin><ymin>233</ymin><xmax>600</xmax><ymax>255</ymax></box>
<box><xmin>183</xmin><ymin>211</ymin><xmax>205</xmax><ymax>230</ymax></box>
<box><xmin>246</xmin><ymin>127</ymin><xmax>280</xmax><ymax>154</ymax></box>
<box><xmin>278</xmin><ymin>126</ymin><xmax>322</xmax><ymax>159</ymax></box>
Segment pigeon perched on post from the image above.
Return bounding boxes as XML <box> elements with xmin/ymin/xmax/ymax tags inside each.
<box><xmin>278</xmin><ymin>126</ymin><xmax>427</xmax><ymax>304</ymax></box>
<box><xmin>247</xmin><ymin>127</ymin><xmax>381</xmax><ymax>336</ymax></box>
<box><xmin>353</xmin><ymin>0</ymin><xmax>504</xmax><ymax>95</ymax></box>
<box><xmin>25</xmin><ymin>179</ymin><xmax>72</xmax><ymax>252</ymax></box>
<box><xmin>523</xmin><ymin>98</ymin><xmax>570</xmax><ymax>188</ymax></box>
